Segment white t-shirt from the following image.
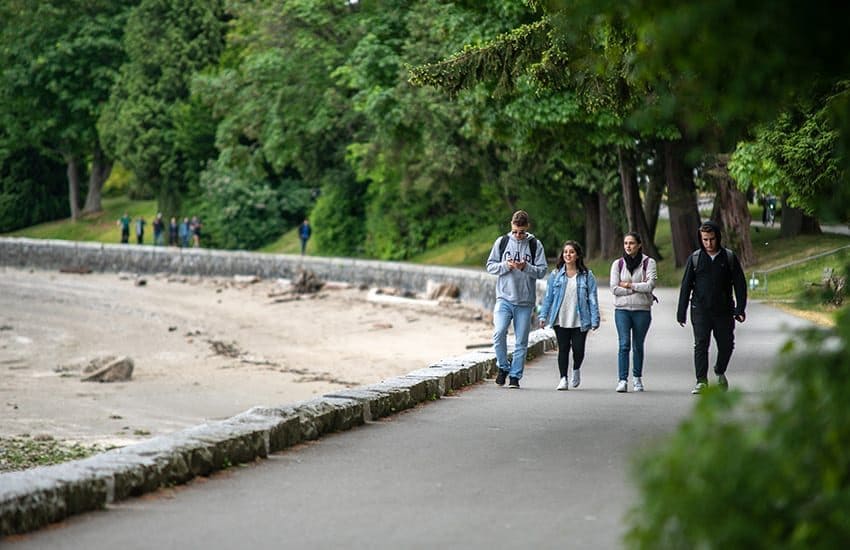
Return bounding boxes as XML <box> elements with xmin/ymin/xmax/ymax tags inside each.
<box><xmin>557</xmin><ymin>274</ymin><xmax>580</xmax><ymax>328</ymax></box>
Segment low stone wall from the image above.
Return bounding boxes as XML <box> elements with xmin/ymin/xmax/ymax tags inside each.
<box><xmin>0</xmin><ymin>237</ymin><xmax>556</xmax><ymax>535</ymax></box>
<box><xmin>0</xmin><ymin>330</ymin><xmax>556</xmax><ymax>536</ymax></box>
<box><xmin>0</xmin><ymin>237</ymin><xmax>521</xmax><ymax>311</ymax></box>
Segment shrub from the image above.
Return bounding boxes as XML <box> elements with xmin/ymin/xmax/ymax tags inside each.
<box><xmin>627</xmin><ymin>307</ymin><xmax>850</xmax><ymax>548</ymax></box>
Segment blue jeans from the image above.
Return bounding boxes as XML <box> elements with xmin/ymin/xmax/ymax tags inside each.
<box><xmin>493</xmin><ymin>299</ymin><xmax>533</xmax><ymax>380</ymax></box>
<box><xmin>614</xmin><ymin>309</ymin><xmax>652</xmax><ymax>381</ymax></box>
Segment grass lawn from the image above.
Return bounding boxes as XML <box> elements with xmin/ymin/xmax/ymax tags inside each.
<box><xmin>5</xmin><ymin>198</ymin><xmax>848</xmax><ymax>325</ymax></box>
<box><xmin>7</xmin><ymin>197</ymin><xmax>158</xmax><ymax>244</ymax></box>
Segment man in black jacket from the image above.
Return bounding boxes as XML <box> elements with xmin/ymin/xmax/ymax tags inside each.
<box><xmin>677</xmin><ymin>221</ymin><xmax>748</xmax><ymax>394</ymax></box>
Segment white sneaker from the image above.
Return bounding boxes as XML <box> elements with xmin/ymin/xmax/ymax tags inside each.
<box><xmin>616</xmin><ymin>380</ymin><xmax>628</xmax><ymax>393</ymax></box>
<box><xmin>633</xmin><ymin>377</ymin><xmax>644</xmax><ymax>392</ymax></box>
<box><xmin>691</xmin><ymin>382</ymin><xmax>707</xmax><ymax>394</ymax></box>
<box><xmin>556</xmin><ymin>377</ymin><xmax>569</xmax><ymax>391</ymax></box>
<box><xmin>571</xmin><ymin>369</ymin><xmax>581</xmax><ymax>388</ymax></box>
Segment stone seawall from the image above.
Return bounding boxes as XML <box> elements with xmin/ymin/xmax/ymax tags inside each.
<box><xmin>0</xmin><ymin>237</ymin><xmax>543</xmax><ymax>312</ymax></box>
<box><xmin>0</xmin><ymin>237</ymin><xmax>557</xmax><ymax>536</ymax></box>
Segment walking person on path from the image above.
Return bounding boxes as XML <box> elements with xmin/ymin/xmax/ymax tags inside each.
<box><xmin>486</xmin><ymin>210</ymin><xmax>547</xmax><ymax>389</ymax></box>
<box><xmin>168</xmin><ymin>217</ymin><xmax>178</xmax><ymax>246</ymax></box>
<box><xmin>179</xmin><ymin>217</ymin><xmax>190</xmax><ymax>248</ymax></box>
<box><xmin>152</xmin><ymin>213</ymin><xmax>164</xmax><ymax>246</ymax></box>
<box><xmin>677</xmin><ymin>221</ymin><xmax>748</xmax><ymax>394</ymax></box>
<box><xmin>135</xmin><ymin>216</ymin><xmax>146</xmax><ymax>245</ymax></box>
<box><xmin>299</xmin><ymin>219</ymin><xmax>312</xmax><ymax>255</ymax></box>
<box><xmin>538</xmin><ymin>240</ymin><xmax>600</xmax><ymax>390</ymax></box>
<box><xmin>117</xmin><ymin>212</ymin><xmax>131</xmax><ymax>244</ymax></box>
<box><xmin>610</xmin><ymin>232</ymin><xmax>657</xmax><ymax>393</ymax></box>
<box><xmin>191</xmin><ymin>216</ymin><xmax>202</xmax><ymax>248</ymax></box>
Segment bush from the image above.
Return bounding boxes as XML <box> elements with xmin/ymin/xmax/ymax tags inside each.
<box><xmin>0</xmin><ymin>148</ymin><xmax>68</xmax><ymax>232</ymax></box>
<box><xmin>627</xmin><ymin>307</ymin><xmax>850</xmax><ymax>548</ymax></box>
<box><xmin>195</xmin><ymin>165</ymin><xmax>311</xmax><ymax>250</ymax></box>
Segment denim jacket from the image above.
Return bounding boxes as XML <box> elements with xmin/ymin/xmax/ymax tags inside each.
<box><xmin>538</xmin><ymin>267</ymin><xmax>600</xmax><ymax>332</ymax></box>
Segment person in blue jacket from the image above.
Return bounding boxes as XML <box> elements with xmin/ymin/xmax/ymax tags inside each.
<box><xmin>538</xmin><ymin>240</ymin><xmax>600</xmax><ymax>390</ymax></box>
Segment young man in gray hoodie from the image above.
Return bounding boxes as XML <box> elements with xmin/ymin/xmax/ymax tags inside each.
<box><xmin>486</xmin><ymin>210</ymin><xmax>548</xmax><ymax>388</ymax></box>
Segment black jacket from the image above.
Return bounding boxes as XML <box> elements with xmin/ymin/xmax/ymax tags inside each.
<box><xmin>676</xmin><ymin>222</ymin><xmax>747</xmax><ymax>323</ymax></box>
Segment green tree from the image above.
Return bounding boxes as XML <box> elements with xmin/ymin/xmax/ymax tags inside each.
<box><xmin>0</xmin><ymin>0</ymin><xmax>134</xmax><ymax>219</ymax></box>
<box><xmin>194</xmin><ymin>0</ymin><xmax>364</xmax><ymax>252</ymax></box>
<box><xmin>99</xmin><ymin>0</ymin><xmax>226</xmax><ymax>225</ymax></box>
<box><xmin>0</xmin><ymin>147</ymin><xmax>67</xmax><ymax>232</ymax></box>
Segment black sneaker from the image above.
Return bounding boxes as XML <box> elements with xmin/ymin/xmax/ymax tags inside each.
<box><xmin>495</xmin><ymin>370</ymin><xmax>508</xmax><ymax>386</ymax></box>
<box><xmin>508</xmin><ymin>377</ymin><xmax>520</xmax><ymax>389</ymax></box>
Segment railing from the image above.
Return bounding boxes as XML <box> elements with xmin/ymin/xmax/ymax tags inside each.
<box><xmin>748</xmin><ymin>244</ymin><xmax>850</xmax><ymax>292</ymax></box>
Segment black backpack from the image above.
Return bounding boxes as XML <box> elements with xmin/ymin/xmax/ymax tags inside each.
<box><xmin>498</xmin><ymin>234</ymin><xmax>538</xmax><ymax>265</ymax></box>
<box><xmin>691</xmin><ymin>248</ymin><xmax>736</xmax><ymax>274</ymax></box>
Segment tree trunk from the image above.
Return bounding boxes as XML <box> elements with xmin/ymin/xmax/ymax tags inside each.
<box><xmin>584</xmin><ymin>192</ymin><xmax>601</xmax><ymax>258</ymax></box>
<box><xmin>158</xmin><ymin>185</ymin><xmax>183</xmax><ymax>230</ymax></box>
<box><xmin>662</xmin><ymin>139</ymin><xmax>702</xmax><ymax>267</ymax></box>
<box><xmin>599</xmin><ymin>192</ymin><xmax>622</xmax><ymax>260</ymax></box>
<box><xmin>707</xmin><ymin>155</ymin><xmax>755</xmax><ymax>268</ymax></box>
<box><xmin>780</xmin><ymin>199</ymin><xmax>822</xmax><ymax>237</ymax></box>
<box><xmin>64</xmin><ymin>154</ymin><xmax>81</xmax><ymax>221</ymax></box>
<box><xmin>82</xmin><ymin>144</ymin><xmax>112</xmax><ymax>214</ymax></box>
<box><xmin>617</xmin><ymin>146</ymin><xmax>660</xmax><ymax>259</ymax></box>
<box><xmin>643</xmin><ymin>170</ymin><xmax>665</xmax><ymax>243</ymax></box>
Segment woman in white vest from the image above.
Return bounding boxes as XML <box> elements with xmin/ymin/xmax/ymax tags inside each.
<box><xmin>610</xmin><ymin>232</ymin><xmax>657</xmax><ymax>393</ymax></box>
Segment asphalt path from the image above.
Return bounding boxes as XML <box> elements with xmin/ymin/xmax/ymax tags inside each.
<box><xmin>7</xmin><ymin>288</ymin><xmax>809</xmax><ymax>549</ymax></box>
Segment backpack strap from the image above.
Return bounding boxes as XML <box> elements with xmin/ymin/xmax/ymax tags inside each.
<box><xmin>692</xmin><ymin>248</ymin><xmax>736</xmax><ymax>275</ymax></box>
<box><xmin>498</xmin><ymin>235</ymin><xmax>509</xmax><ymax>259</ymax></box>
<box><xmin>499</xmin><ymin>234</ymin><xmax>537</xmax><ymax>265</ymax></box>
<box><xmin>618</xmin><ymin>256</ymin><xmax>649</xmax><ymax>281</ymax></box>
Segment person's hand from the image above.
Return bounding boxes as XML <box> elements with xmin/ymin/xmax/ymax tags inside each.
<box><xmin>734</xmin><ymin>313</ymin><xmax>746</xmax><ymax>323</ymax></box>
<box><xmin>506</xmin><ymin>260</ymin><xmax>515</xmax><ymax>270</ymax></box>
<box><xmin>514</xmin><ymin>260</ymin><xmax>526</xmax><ymax>271</ymax></box>
<box><xmin>539</xmin><ymin>319</ymin><xmax>546</xmax><ymax>329</ymax></box>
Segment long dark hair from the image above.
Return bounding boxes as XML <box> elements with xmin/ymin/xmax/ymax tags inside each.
<box><xmin>556</xmin><ymin>240</ymin><xmax>588</xmax><ymax>274</ymax></box>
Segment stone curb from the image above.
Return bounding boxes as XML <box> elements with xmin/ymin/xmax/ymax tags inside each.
<box><xmin>0</xmin><ymin>330</ymin><xmax>556</xmax><ymax>536</ymax></box>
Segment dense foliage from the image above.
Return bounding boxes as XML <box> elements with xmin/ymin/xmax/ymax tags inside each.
<box><xmin>0</xmin><ymin>148</ymin><xmax>67</xmax><ymax>232</ymax></box>
<box><xmin>628</xmin><ymin>310</ymin><xmax>850</xmax><ymax>548</ymax></box>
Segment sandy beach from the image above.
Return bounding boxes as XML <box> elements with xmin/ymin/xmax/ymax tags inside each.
<box><xmin>0</xmin><ymin>267</ymin><xmax>493</xmax><ymax>447</ymax></box>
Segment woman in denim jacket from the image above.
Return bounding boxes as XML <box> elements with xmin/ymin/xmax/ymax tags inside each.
<box><xmin>538</xmin><ymin>240</ymin><xmax>600</xmax><ymax>390</ymax></box>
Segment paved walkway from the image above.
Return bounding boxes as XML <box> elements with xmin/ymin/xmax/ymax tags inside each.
<box><xmin>8</xmin><ymin>289</ymin><xmax>808</xmax><ymax>549</ymax></box>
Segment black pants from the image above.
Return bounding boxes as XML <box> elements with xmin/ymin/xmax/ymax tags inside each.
<box><xmin>553</xmin><ymin>326</ymin><xmax>588</xmax><ymax>378</ymax></box>
<box><xmin>691</xmin><ymin>309</ymin><xmax>735</xmax><ymax>382</ymax></box>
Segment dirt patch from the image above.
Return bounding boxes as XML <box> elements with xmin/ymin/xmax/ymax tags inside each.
<box><xmin>0</xmin><ymin>267</ymin><xmax>492</xmax><ymax>448</ymax></box>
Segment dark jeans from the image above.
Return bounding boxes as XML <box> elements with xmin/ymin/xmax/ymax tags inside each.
<box><xmin>691</xmin><ymin>309</ymin><xmax>735</xmax><ymax>382</ymax></box>
<box><xmin>553</xmin><ymin>326</ymin><xmax>587</xmax><ymax>378</ymax></box>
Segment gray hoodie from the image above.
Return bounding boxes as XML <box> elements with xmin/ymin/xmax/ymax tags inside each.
<box><xmin>485</xmin><ymin>233</ymin><xmax>547</xmax><ymax>306</ymax></box>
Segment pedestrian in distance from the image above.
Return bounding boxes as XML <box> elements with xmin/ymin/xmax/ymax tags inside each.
<box><xmin>610</xmin><ymin>232</ymin><xmax>657</xmax><ymax>393</ymax></box>
<box><xmin>677</xmin><ymin>221</ymin><xmax>747</xmax><ymax>394</ymax></box>
<box><xmin>135</xmin><ymin>216</ymin><xmax>146</xmax><ymax>245</ymax></box>
<box><xmin>117</xmin><ymin>212</ymin><xmax>131</xmax><ymax>244</ymax></box>
<box><xmin>191</xmin><ymin>216</ymin><xmax>202</xmax><ymax>248</ymax></box>
<box><xmin>179</xmin><ymin>217</ymin><xmax>190</xmax><ymax>248</ymax></box>
<box><xmin>538</xmin><ymin>240</ymin><xmax>600</xmax><ymax>390</ymax></box>
<box><xmin>168</xmin><ymin>217</ymin><xmax>178</xmax><ymax>246</ymax></box>
<box><xmin>485</xmin><ymin>210</ymin><xmax>547</xmax><ymax>389</ymax></box>
<box><xmin>299</xmin><ymin>219</ymin><xmax>312</xmax><ymax>255</ymax></box>
<box><xmin>152</xmin><ymin>213</ymin><xmax>164</xmax><ymax>246</ymax></box>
